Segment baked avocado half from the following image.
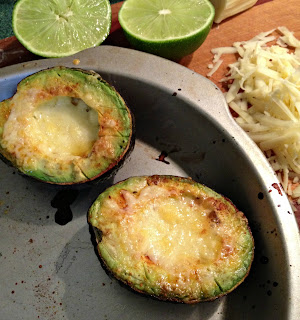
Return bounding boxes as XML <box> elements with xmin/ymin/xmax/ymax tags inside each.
<box><xmin>0</xmin><ymin>67</ymin><xmax>134</xmax><ymax>184</ymax></box>
<box><xmin>88</xmin><ymin>175</ymin><xmax>254</xmax><ymax>303</ymax></box>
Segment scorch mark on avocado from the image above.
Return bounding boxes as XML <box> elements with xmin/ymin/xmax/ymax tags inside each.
<box><xmin>144</xmin><ymin>255</ymin><xmax>155</xmax><ymax>265</ymax></box>
<box><xmin>208</xmin><ymin>210</ymin><xmax>220</xmax><ymax>224</ymax></box>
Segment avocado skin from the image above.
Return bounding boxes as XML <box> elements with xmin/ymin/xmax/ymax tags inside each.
<box><xmin>88</xmin><ymin>175</ymin><xmax>255</xmax><ymax>303</ymax></box>
<box><xmin>0</xmin><ymin>67</ymin><xmax>134</xmax><ymax>185</ymax></box>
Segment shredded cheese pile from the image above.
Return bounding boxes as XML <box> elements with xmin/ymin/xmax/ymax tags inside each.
<box><xmin>208</xmin><ymin>27</ymin><xmax>300</xmax><ymax>206</ymax></box>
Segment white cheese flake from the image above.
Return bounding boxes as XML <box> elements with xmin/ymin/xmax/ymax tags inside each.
<box><xmin>206</xmin><ymin>59</ymin><xmax>223</xmax><ymax>77</ymax></box>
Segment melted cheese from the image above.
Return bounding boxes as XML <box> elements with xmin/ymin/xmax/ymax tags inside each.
<box><xmin>131</xmin><ymin>195</ymin><xmax>222</xmax><ymax>268</ymax></box>
<box><xmin>2</xmin><ymin>95</ymin><xmax>99</xmax><ymax>162</ymax></box>
<box><xmin>102</xmin><ymin>185</ymin><xmax>225</xmax><ymax>274</ymax></box>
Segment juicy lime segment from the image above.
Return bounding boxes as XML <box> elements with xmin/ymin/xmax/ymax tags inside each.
<box><xmin>12</xmin><ymin>0</ymin><xmax>111</xmax><ymax>58</ymax></box>
<box><xmin>120</xmin><ymin>0</ymin><xmax>214</xmax><ymax>40</ymax></box>
<box><xmin>119</xmin><ymin>0</ymin><xmax>215</xmax><ymax>60</ymax></box>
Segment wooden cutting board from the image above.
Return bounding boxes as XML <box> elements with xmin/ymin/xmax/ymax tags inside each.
<box><xmin>1</xmin><ymin>0</ymin><xmax>299</xmax><ymax>72</ymax></box>
<box><xmin>0</xmin><ymin>0</ymin><xmax>300</xmax><ymax>226</ymax></box>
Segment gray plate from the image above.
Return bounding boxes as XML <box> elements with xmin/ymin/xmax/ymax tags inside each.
<box><xmin>0</xmin><ymin>46</ymin><xmax>299</xmax><ymax>320</ymax></box>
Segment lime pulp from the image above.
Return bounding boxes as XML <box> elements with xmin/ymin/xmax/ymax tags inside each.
<box><xmin>118</xmin><ymin>0</ymin><xmax>215</xmax><ymax>60</ymax></box>
<box><xmin>12</xmin><ymin>0</ymin><xmax>111</xmax><ymax>58</ymax></box>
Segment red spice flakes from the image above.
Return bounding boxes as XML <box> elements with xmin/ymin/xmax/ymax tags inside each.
<box><xmin>272</xmin><ymin>183</ymin><xmax>283</xmax><ymax>196</ymax></box>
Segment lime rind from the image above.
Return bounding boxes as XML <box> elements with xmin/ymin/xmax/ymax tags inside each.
<box><xmin>12</xmin><ymin>0</ymin><xmax>112</xmax><ymax>58</ymax></box>
<box><xmin>118</xmin><ymin>0</ymin><xmax>214</xmax><ymax>60</ymax></box>
<box><xmin>119</xmin><ymin>0</ymin><xmax>215</xmax><ymax>42</ymax></box>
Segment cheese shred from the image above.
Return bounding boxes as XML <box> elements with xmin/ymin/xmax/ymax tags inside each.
<box><xmin>208</xmin><ymin>27</ymin><xmax>300</xmax><ymax>204</ymax></box>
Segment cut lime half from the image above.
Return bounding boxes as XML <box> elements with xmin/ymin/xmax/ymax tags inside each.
<box><xmin>12</xmin><ymin>0</ymin><xmax>111</xmax><ymax>58</ymax></box>
<box><xmin>118</xmin><ymin>0</ymin><xmax>215</xmax><ymax>61</ymax></box>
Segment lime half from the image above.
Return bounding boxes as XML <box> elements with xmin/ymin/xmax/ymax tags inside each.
<box><xmin>118</xmin><ymin>0</ymin><xmax>215</xmax><ymax>61</ymax></box>
<box><xmin>12</xmin><ymin>0</ymin><xmax>111</xmax><ymax>58</ymax></box>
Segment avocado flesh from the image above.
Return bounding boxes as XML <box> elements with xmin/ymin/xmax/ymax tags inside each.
<box><xmin>88</xmin><ymin>175</ymin><xmax>254</xmax><ymax>303</ymax></box>
<box><xmin>0</xmin><ymin>67</ymin><xmax>133</xmax><ymax>184</ymax></box>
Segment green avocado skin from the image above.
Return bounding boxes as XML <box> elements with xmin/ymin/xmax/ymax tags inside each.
<box><xmin>0</xmin><ymin>67</ymin><xmax>134</xmax><ymax>185</ymax></box>
<box><xmin>89</xmin><ymin>175</ymin><xmax>255</xmax><ymax>303</ymax></box>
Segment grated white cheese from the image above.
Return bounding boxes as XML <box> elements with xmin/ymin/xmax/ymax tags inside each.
<box><xmin>207</xmin><ymin>59</ymin><xmax>224</xmax><ymax>77</ymax></box>
<box><xmin>208</xmin><ymin>27</ymin><xmax>300</xmax><ymax>203</ymax></box>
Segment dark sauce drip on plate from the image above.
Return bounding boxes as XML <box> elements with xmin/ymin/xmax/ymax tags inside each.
<box><xmin>51</xmin><ymin>190</ymin><xmax>78</xmax><ymax>225</ymax></box>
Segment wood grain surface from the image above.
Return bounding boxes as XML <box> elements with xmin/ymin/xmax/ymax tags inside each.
<box><xmin>0</xmin><ymin>0</ymin><xmax>299</xmax><ymax>226</ymax></box>
<box><xmin>180</xmin><ymin>0</ymin><xmax>300</xmax><ymax>86</ymax></box>
<box><xmin>1</xmin><ymin>0</ymin><xmax>299</xmax><ymax>71</ymax></box>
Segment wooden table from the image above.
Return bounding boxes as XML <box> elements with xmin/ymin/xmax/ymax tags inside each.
<box><xmin>0</xmin><ymin>0</ymin><xmax>299</xmax><ymax>226</ymax></box>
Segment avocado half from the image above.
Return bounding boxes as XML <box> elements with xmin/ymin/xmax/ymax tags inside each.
<box><xmin>0</xmin><ymin>67</ymin><xmax>134</xmax><ymax>185</ymax></box>
<box><xmin>88</xmin><ymin>175</ymin><xmax>254</xmax><ymax>303</ymax></box>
